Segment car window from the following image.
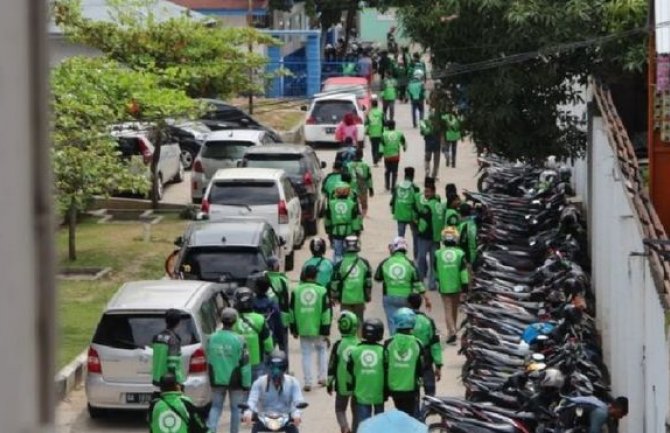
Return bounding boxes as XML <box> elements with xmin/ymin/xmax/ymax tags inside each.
<box><xmin>198</xmin><ymin>299</ymin><xmax>217</xmax><ymax>335</ymax></box>
<box><xmin>202</xmin><ymin>141</ymin><xmax>254</xmax><ymax>159</ymax></box>
<box><xmin>181</xmin><ymin>247</ymin><xmax>265</xmax><ymax>281</ymax></box>
<box><xmin>209</xmin><ymin>180</ymin><xmax>279</xmax><ymax>205</ymax></box>
<box><xmin>311</xmin><ymin>100</ymin><xmax>357</xmax><ymax>124</ymax></box>
<box><xmin>260</xmin><ymin>229</ymin><xmax>274</xmax><ymax>259</ymax></box>
<box><xmin>93</xmin><ymin>313</ymin><xmax>200</xmax><ymax>349</ymax></box>
<box><xmin>244</xmin><ymin>154</ymin><xmax>303</xmax><ymax>175</ymax></box>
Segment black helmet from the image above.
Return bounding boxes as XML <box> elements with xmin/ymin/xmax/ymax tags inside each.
<box><xmin>310</xmin><ymin>237</ymin><xmax>327</xmax><ymax>256</ymax></box>
<box><xmin>361</xmin><ymin>318</ymin><xmax>384</xmax><ymax>342</ymax></box>
<box><xmin>564</xmin><ymin>277</ymin><xmax>585</xmax><ymax>296</ymax></box>
<box><xmin>235</xmin><ymin>287</ymin><xmax>255</xmax><ymax>311</ymax></box>
<box><xmin>221</xmin><ymin>307</ymin><xmax>238</xmax><ymax>327</ymax></box>
<box><xmin>562</xmin><ymin>305</ymin><xmax>583</xmax><ymax>325</ymax></box>
<box><xmin>247</xmin><ymin>271</ymin><xmax>271</xmax><ymax>296</ymax></box>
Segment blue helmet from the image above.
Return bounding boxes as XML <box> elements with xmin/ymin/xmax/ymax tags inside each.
<box><xmin>393</xmin><ymin>307</ymin><xmax>417</xmax><ymax>331</ymax></box>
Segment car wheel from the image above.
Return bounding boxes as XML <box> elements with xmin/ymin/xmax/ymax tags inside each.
<box><xmin>87</xmin><ymin>404</ymin><xmax>106</xmax><ymax>419</ymax></box>
<box><xmin>174</xmin><ymin>162</ymin><xmax>185</xmax><ymax>183</ymax></box>
<box><xmin>285</xmin><ymin>251</ymin><xmax>295</xmax><ymax>271</ymax></box>
<box><xmin>305</xmin><ymin>218</ymin><xmax>318</xmax><ymax>236</ymax></box>
<box><xmin>180</xmin><ymin>146</ymin><xmax>197</xmax><ymax>170</ymax></box>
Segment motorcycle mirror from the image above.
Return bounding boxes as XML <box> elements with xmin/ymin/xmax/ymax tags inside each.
<box><xmin>295</xmin><ymin>402</ymin><xmax>309</xmax><ymax>409</ymax></box>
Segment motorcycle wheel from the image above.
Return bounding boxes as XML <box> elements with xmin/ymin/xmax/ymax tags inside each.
<box><xmin>427</xmin><ymin>423</ymin><xmax>449</xmax><ymax>433</ymax></box>
<box><xmin>477</xmin><ymin>173</ymin><xmax>489</xmax><ymax>192</ymax></box>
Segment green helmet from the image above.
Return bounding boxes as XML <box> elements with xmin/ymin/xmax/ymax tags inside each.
<box><xmin>338</xmin><ymin>310</ymin><xmax>359</xmax><ymax>336</ymax></box>
<box><xmin>392</xmin><ymin>307</ymin><xmax>417</xmax><ymax>331</ymax></box>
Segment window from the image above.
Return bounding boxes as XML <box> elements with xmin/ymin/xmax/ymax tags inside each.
<box><xmin>182</xmin><ymin>247</ymin><xmax>265</xmax><ymax>282</ymax></box>
<box><xmin>209</xmin><ymin>181</ymin><xmax>279</xmax><ymax>205</ymax></box>
<box><xmin>93</xmin><ymin>313</ymin><xmax>200</xmax><ymax>349</ymax></box>
<box><xmin>311</xmin><ymin>100</ymin><xmax>357</xmax><ymax>124</ymax></box>
<box><xmin>202</xmin><ymin>141</ymin><xmax>254</xmax><ymax>159</ymax></box>
<box><xmin>199</xmin><ymin>299</ymin><xmax>217</xmax><ymax>335</ymax></box>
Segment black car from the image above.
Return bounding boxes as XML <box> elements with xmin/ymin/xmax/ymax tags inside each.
<box><xmin>166</xmin><ymin>120</ymin><xmax>212</xmax><ymax>170</ymax></box>
<box><xmin>166</xmin><ymin>219</ymin><xmax>287</xmax><ymax>289</ymax></box>
<box><xmin>199</xmin><ymin>98</ymin><xmax>283</xmax><ymax>142</ymax></box>
<box><xmin>241</xmin><ymin>144</ymin><xmax>326</xmax><ymax>235</ymax></box>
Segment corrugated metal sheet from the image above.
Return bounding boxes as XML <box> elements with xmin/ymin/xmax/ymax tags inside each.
<box><xmin>658</xmin><ymin>0</ymin><xmax>670</xmax><ymax>54</ymax></box>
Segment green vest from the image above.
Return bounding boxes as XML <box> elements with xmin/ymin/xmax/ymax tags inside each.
<box><xmin>329</xmin><ymin>335</ymin><xmax>360</xmax><ymax>396</ymax></box>
<box><xmin>349</xmin><ymin>343</ymin><xmax>385</xmax><ymax>404</ymax></box>
<box><xmin>232</xmin><ymin>312</ymin><xmax>273</xmax><ymax>366</ymax></box>
<box><xmin>365</xmin><ymin>108</ymin><xmax>384</xmax><ymax>138</ymax></box>
<box><xmin>407</xmin><ymin>80</ymin><xmax>424</xmax><ymax>101</ymax></box>
<box><xmin>206</xmin><ymin>329</ymin><xmax>252</xmax><ymax>389</ymax></box>
<box><xmin>349</xmin><ymin>160</ymin><xmax>372</xmax><ymax>192</ymax></box>
<box><xmin>385</xmin><ymin>333</ymin><xmax>423</xmax><ymax>392</ymax></box>
<box><xmin>149</xmin><ymin>392</ymin><xmax>206</xmax><ymax>433</ymax></box>
<box><xmin>267</xmin><ymin>271</ymin><xmax>290</xmax><ymax>325</ymax></box>
<box><xmin>382</xmin><ymin>78</ymin><xmax>397</xmax><ymax>101</ymax></box>
<box><xmin>376</xmin><ymin>252</ymin><xmax>424</xmax><ymax>296</ymax></box>
<box><xmin>380</xmin><ymin>130</ymin><xmax>405</xmax><ymax>158</ymax></box>
<box><xmin>416</xmin><ymin>194</ymin><xmax>445</xmax><ymax>242</ymax></box>
<box><xmin>458</xmin><ymin>218</ymin><xmax>478</xmax><ymax>264</ymax></box>
<box><xmin>435</xmin><ymin>246</ymin><xmax>469</xmax><ymax>294</ymax></box>
<box><xmin>442</xmin><ymin>113</ymin><xmax>462</xmax><ymax>141</ymax></box>
<box><xmin>302</xmin><ymin>256</ymin><xmax>334</xmax><ymax>288</ymax></box>
<box><xmin>331</xmin><ymin>252</ymin><xmax>371</xmax><ymax>305</ymax></box>
<box><xmin>392</xmin><ymin>180</ymin><xmax>418</xmax><ymax>223</ymax></box>
<box><xmin>290</xmin><ymin>282</ymin><xmax>331</xmax><ymax>337</ymax></box>
<box><xmin>326</xmin><ymin>196</ymin><xmax>360</xmax><ymax>238</ymax></box>
<box><xmin>412</xmin><ymin>312</ymin><xmax>443</xmax><ymax>367</ymax></box>
<box><xmin>152</xmin><ymin>330</ymin><xmax>185</xmax><ymax>385</ymax></box>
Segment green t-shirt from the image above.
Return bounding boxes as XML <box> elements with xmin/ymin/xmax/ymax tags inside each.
<box><xmin>206</xmin><ymin>329</ymin><xmax>251</xmax><ymax>389</ymax></box>
<box><xmin>374</xmin><ymin>252</ymin><xmax>424</xmax><ymax>297</ymax></box>
<box><xmin>289</xmin><ymin>282</ymin><xmax>332</xmax><ymax>337</ymax></box>
<box><xmin>385</xmin><ymin>333</ymin><xmax>423</xmax><ymax>392</ymax></box>
<box><xmin>331</xmin><ymin>252</ymin><xmax>372</xmax><ymax>305</ymax></box>
<box><xmin>302</xmin><ymin>256</ymin><xmax>334</xmax><ymax>289</ymax></box>
<box><xmin>348</xmin><ymin>342</ymin><xmax>386</xmax><ymax>404</ymax></box>
<box><xmin>232</xmin><ymin>312</ymin><xmax>274</xmax><ymax>366</ymax></box>
<box><xmin>391</xmin><ymin>180</ymin><xmax>419</xmax><ymax>223</ymax></box>
<box><xmin>412</xmin><ymin>312</ymin><xmax>442</xmax><ymax>367</ymax></box>
<box><xmin>365</xmin><ymin>108</ymin><xmax>384</xmax><ymax>138</ymax></box>
<box><xmin>434</xmin><ymin>246</ymin><xmax>469</xmax><ymax>294</ymax></box>
<box><xmin>327</xmin><ymin>335</ymin><xmax>360</xmax><ymax>396</ymax></box>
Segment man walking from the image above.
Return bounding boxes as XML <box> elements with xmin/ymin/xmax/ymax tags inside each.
<box><xmin>365</xmin><ymin>98</ymin><xmax>384</xmax><ymax>166</ymax></box>
<box><xmin>381</xmin><ymin>75</ymin><xmax>397</xmax><ymax>121</ymax></box>
<box><xmin>302</xmin><ymin>237</ymin><xmax>334</xmax><ymax>289</ymax></box>
<box><xmin>420</xmin><ymin>110</ymin><xmax>441</xmax><ymax>180</ymax></box>
<box><xmin>380</xmin><ymin>120</ymin><xmax>406</xmax><ymax>191</ymax></box>
<box><xmin>442</xmin><ymin>109</ymin><xmax>462</xmax><ymax>168</ymax></box>
<box><xmin>324</xmin><ymin>181</ymin><xmax>363</xmax><ymax>263</ymax></box>
<box><xmin>415</xmin><ymin>177</ymin><xmax>445</xmax><ymax>292</ymax></box>
<box><xmin>348</xmin><ymin>148</ymin><xmax>373</xmax><ymax>218</ymax></box>
<box><xmin>232</xmin><ymin>288</ymin><xmax>275</xmax><ymax>380</ymax></box>
<box><xmin>407</xmin><ymin>293</ymin><xmax>442</xmax><ymax>396</ymax></box>
<box><xmin>331</xmin><ymin>235</ymin><xmax>373</xmax><ymax>325</ymax></box>
<box><xmin>152</xmin><ymin>309</ymin><xmax>185</xmax><ymax>387</ymax></box>
<box><xmin>407</xmin><ymin>70</ymin><xmax>426</xmax><ymax>128</ymax></box>
<box><xmin>390</xmin><ymin>167</ymin><xmax>420</xmax><ymax>259</ymax></box>
<box><xmin>434</xmin><ymin>227</ymin><xmax>469</xmax><ymax>344</ymax></box>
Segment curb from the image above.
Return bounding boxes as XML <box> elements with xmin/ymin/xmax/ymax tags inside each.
<box><xmin>55</xmin><ymin>349</ymin><xmax>88</xmax><ymax>401</ymax></box>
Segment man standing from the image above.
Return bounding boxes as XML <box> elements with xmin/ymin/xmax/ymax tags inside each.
<box><xmin>434</xmin><ymin>227</ymin><xmax>469</xmax><ymax>344</ymax></box>
<box><xmin>420</xmin><ymin>110</ymin><xmax>441</xmax><ymax>180</ymax></box>
<box><xmin>265</xmin><ymin>257</ymin><xmax>291</xmax><ymax>338</ymax></box>
<box><xmin>380</xmin><ymin>120</ymin><xmax>406</xmax><ymax>191</ymax></box>
<box><xmin>442</xmin><ymin>109</ymin><xmax>462</xmax><ymax>168</ymax></box>
<box><xmin>374</xmin><ymin>237</ymin><xmax>431</xmax><ymax>335</ymax></box>
<box><xmin>232</xmin><ymin>288</ymin><xmax>275</xmax><ymax>380</ymax></box>
<box><xmin>415</xmin><ymin>177</ymin><xmax>445</xmax><ymax>292</ymax></box>
<box><xmin>407</xmin><ymin>293</ymin><xmax>442</xmax><ymax>396</ymax></box>
<box><xmin>302</xmin><ymin>237</ymin><xmax>334</xmax><ymax>289</ymax></box>
<box><xmin>331</xmin><ymin>235</ymin><xmax>373</xmax><ymax>325</ymax></box>
<box><xmin>348</xmin><ymin>148</ymin><xmax>374</xmax><ymax>218</ymax></box>
<box><xmin>206</xmin><ymin>308</ymin><xmax>252</xmax><ymax>433</ymax></box>
<box><xmin>322</xmin><ymin>160</ymin><xmax>345</xmax><ymax>201</ymax></box>
<box><xmin>406</xmin><ymin>70</ymin><xmax>426</xmax><ymax>128</ymax></box>
<box><xmin>324</xmin><ymin>182</ymin><xmax>363</xmax><ymax>263</ymax></box>
<box><xmin>381</xmin><ymin>75</ymin><xmax>397</xmax><ymax>121</ymax></box>
<box><xmin>390</xmin><ymin>167</ymin><xmax>420</xmax><ymax>259</ymax></box>
<box><xmin>458</xmin><ymin>202</ymin><xmax>479</xmax><ymax>266</ymax></box>
<box><xmin>290</xmin><ymin>265</ymin><xmax>332</xmax><ymax>392</ymax></box>
<box><xmin>149</xmin><ymin>373</ymin><xmax>208</xmax><ymax>433</ymax></box>
<box><xmin>365</xmin><ymin>98</ymin><xmax>384</xmax><ymax>166</ymax></box>
<box><xmin>152</xmin><ymin>309</ymin><xmax>185</xmax><ymax>387</ymax></box>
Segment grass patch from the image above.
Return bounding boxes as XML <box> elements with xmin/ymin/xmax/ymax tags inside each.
<box><xmin>229</xmin><ymin>97</ymin><xmax>305</xmax><ymax>131</ymax></box>
<box><xmin>254</xmin><ymin>110</ymin><xmax>304</xmax><ymax>132</ymax></box>
<box><xmin>57</xmin><ymin>215</ymin><xmax>188</xmax><ymax>369</ymax></box>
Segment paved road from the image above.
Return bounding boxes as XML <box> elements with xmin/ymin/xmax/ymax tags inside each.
<box><xmin>56</xmin><ymin>102</ymin><xmax>479</xmax><ymax>433</ymax></box>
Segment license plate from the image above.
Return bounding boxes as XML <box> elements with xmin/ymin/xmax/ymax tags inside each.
<box><xmin>325</xmin><ymin>127</ymin><xmax>335</xmax><ymax>134</ymax></box>
<box><xmin>125</xmin><ymin>393</ymin><xmax>153</xmax><ymax>404</ymax></box>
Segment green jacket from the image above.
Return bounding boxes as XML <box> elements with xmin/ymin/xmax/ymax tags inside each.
<box><xmin>374</xmin><ymin>252</ymin><xmax>424</xmax><ymax>297</ymax></box>
<box><xmin>444</xmin><ymin>208</ymin><xmax>461</xmax><ymax>228</ymax></box>
<box><xmin>322</xmin><ymin>172</ymin><xmax>343</xmax><ymax>198</ymax></box>
<box><xmin>327</xmin><ymin>335</ymin><xmax>361</xmax><ymax>396</ymax></box>
<box><xmin>365</xmin><ymin>108</ymin><xmax>384</xmax><ymax>138</ymax></box>
<box><xmin>382</xmin><ymin>78</ymin><xmax>398</xmax><ymax>101</ymax></box>
<box><xmin>384</xmin><ymin>332</ymin><xmax>424</xmax><ymax>392</ymax></box>
<box><xmin>347</xmin><ymin>342</ymin><xmax>386</xmax><ymax>405</ymax></box>
<box><xmin>152</xmin><ymin>329</ymin><xmax>185</xmax><ymax>386</ymax></box>
<box><xmin>289</xmin><ymin>282</ymin><xmax>332</xmax><ymax>337</ymax></box>
<box><xmin>331</xmin><ymin>252</ymin><xmax>372</xmax><ymax>305</ymax></box>
<box><xmin>390</xmin><ymin>180</ymin><xmax>420</xmax><ymax>223</ymax></box>
<box><xmin>458</xmin><ymin>218</ymin><xmax>478</xmax><ymax>264</ymax></box>
<box><xmin>416</xmin><ymin>194</ymin><xmax>445</xmax><ymax>242</ymax></box>
<box><xmin>380</xmin><ymin>130</ymin><xmax>406</xmax><ymax>159</ymax></box>
<box><xmin>442</xmin><ymin>113</ymin><xmax>462</xmax><ymax>141</ymax></box>
<box><xmin>349</xmin><ymin>160</ymin><xmax>373</xmax><ymax>193</ymax></box>
<box><xmin>149</xmin><ymin>392</ymin><xmax>207</xmax><ymax>433</ymax></box>
<box><xmin>407</xmin><ymin>79</ymin><xmax>425</xmax><ymax>101</ymax></box>
<box><xmin>324</xmin><ymin>194</ymin><xmax>362</xmax><ymax>238</ymax></box>
<box><xmin>302</xmin><ymin>256</ymin><xmax>334</xmax><ymax>289</ymax></box>
<box><xmin>412</xmin><ymin>311</ymin><xmax>443</xmax><ymax>367</ymax></box>
<box><xmin>206</xmin><ymin>329</ymin><xmax>252</xmax><ymax>389</ymax></box>
<box><xmin>267</xmin><ymin>271</ymin><xmax>290</xmax><ymax>326</ymax></box>
<box><xmin>232</xmin><ymin>312</ymin><xmax>274</xmax><ymax>366</ymax></box>
<box><xmin>434</xmin><ymin>246</ymin><xmax>469</xmax><ymax>294</ymax></box>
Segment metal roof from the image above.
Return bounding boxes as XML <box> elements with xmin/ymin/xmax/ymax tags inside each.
<box><xmin>186</xmin><ymin>220</ymin><xmax>268</xmax><ymax>246</ymax></box>
<box><xmin>105</xmin><ymin>280</ymin><xmax>211</xmax><ymax>311</ymax></box>
<box><xmin>243</xmin><ymin>144</ymin><xmax>310</xmax><ymax>154</ymax></box>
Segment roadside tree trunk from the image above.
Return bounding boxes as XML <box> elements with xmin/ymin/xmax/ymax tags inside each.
<box><xmin>67</xmin><ymin>200</ymin><xmax>77</xmax><ymax>261</ymax></box>
<box><xmin>150</xmin><ymin>128</ymin><xmax>162</xmax><ymax>210</ymax></box>
<box><xmin>342</xmin><ymin>1</ymin><xmax>357</xmax><ymax>56</ymax></box>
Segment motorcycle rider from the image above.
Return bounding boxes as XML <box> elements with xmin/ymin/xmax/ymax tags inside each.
<box><xmin>390</xmin><ymin>167</ymin><xmax>420</xmax><ymax>259</ymax></box>
<box><xmin>407</xmin><ymin>293</ymin><xmax>442</xmax><ymax>396</ymax></box>
<box><xmin>415</xmin><ymin>177</ymin><xmax>445</xmax><ymax>292</ymax></box>
<box><xmin>152</xmin><ymin>309</ymin><xmax>185</xmax><ymax>387</ymax></box>
<box><xmin>365</xmin><ymin>97</ymin><xmax>384</xmax><ymax>166</ymax></box>
<box><xmin>347</xmin><ymin>318</ymin><xmax>387</xmax><ymax>428</ymax></box>
<box><xmin>434</xmin><ymin>227</ymin><xmax>469</xmax><ymax>344</ymax></box>
<box><xmin>149</xmin><ymin>373</ymin><xmax>208</xmax><ymax>433</ymax></box>
<box><xmin>302</xmin><ymin>237</ymin><xmax>334</xmax><ymax>289</ymax></box>
<box><xmin>206</xmin><ymin>308</ymin><xmax>252</xmax><ymax>433</ymax></box>
<box><xmin>327</xmin><ymin>311</ymin><xmax>361</xmax><ymax>433</ymax></box>
<box><xmin>565</xmin><ymin>395</ymin><xmax>628</xmax><ymax>433</ymax></box>
<box><xmin>331</xmin><ymin>235</ymin><xmax>373</xmax><ymax>325</ymax></box>
<box><xmin>290</xmin><ymin>265</ymin><xmax>332</xmax><ymax>391</ymax></box>
<box><xmin>232</xmin><ymin>287</ymin><xmax>275</xmax><ymax>381</ymax></box>
<box><xmin>380</xmin><ymin>120</ymin><xmax>407</xmax><ymax>191</ymax></box>
<box><xmin>374</xmin><ymin>236</ymin><xmax>430</xmax><ymax>335</ymax></box>
<box><xmin>385</xmin><ymin>308</ymin><xmax>425</xmax><ymax>418</ymax></box>
<box><xmin>324</xmin><ymin>181</ymin><xmax>363</xmax><ymax>263</ymax></box>
<box><xmin>243</xmin><ymin>350</ymin><xmax>306</xmax><ymax>433</ymax></box>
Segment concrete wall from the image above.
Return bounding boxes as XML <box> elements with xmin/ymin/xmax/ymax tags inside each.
<box><xmin>574</xmin><ymin>114</ymin><xmax>670</xmax><ymax>433</ymax></box>
<box><xmin>358</xmin><ymin>8</ymin><xmax>408</xmax><ymax>46</ymax></box>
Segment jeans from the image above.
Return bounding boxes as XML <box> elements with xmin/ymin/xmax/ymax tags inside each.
<box><xmin>355</xmin><ymin>403</ymin><xmax>384</xmax><ymax>430</ymax></box>
<box><xmin>424</xmin><ymin>148</ymin><xmax>440</xmax><ymax>179</ymax></box>
<box><xmin>383</xmin><ymin>295</ymin><xmax>409</xmax><ymax>335</ymax></box>
<box><xmin>384</xmin><ymin>159</ymin><xmax>399</xmax><ymax>191</ymax></box>
<box><xmin>417</xmin><ymin>238</ymin><xmax>438</xmax><ymax>291</ymax></box>
<box><xmin>299</xmin><ymin>336</ymin><xmax>328</xmax><ymax>386</ymax></box>
<box><xmin>442</xmin><ymin>141</ymin><xmax>458</xmax><ymax>167</ymax></box>
<box><xmin>382</xmin><ymin>100</ymin><xmax>395</xmax><ymax>121</ymax></box>
<box><xmin>423</xmin><ymin>367</ymin><xmax>436</xmax><ymax>396</ymax></box>
<box><xmin>332</xmin><ymin>237</ymin><xmax>345</xmax><ymax>263</ymax></box>
<box><xmin>370</xmin><ymin>137</ymin><xmax>382</xmax><ymax>165</ymax></box>
<box><xmin>410</xmin><ymin>100</ymin><xmax>425</xmax><ymax>127</ymax></box>
<box><xmin>335</xmin><ymin>394</ymin><xmax>358</xmax><ymax>432</ymax></box>
<box><xmin>252</xmin><ymin>421</ymin><xmax>298</xmax><ymax>433</ymax></box>
<box><xmin>391</xmin><ymin>391</ymin><xmax>419</xmax><ymax>418</ymax></box>
<box><xmin>397</xmin><ymin>222</ymin><xmax>419</xmax><ymax>261</ymax></box>
<box><xmin>207</xmin><ymin>387</ymin><xmax>246</xmax><ymax>433</ymax></box>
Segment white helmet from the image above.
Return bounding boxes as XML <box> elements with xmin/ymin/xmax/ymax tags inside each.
<box><xmin>540</xmin><ymin>368</ymin><xmax>565</xmax><ymax>389</ymax></box>
<box><xmin>390</xmin><ymin>236</ymin><xmax>408</xmax><ymax>253</ymax></box>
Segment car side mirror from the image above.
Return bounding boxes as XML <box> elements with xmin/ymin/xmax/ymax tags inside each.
<box><xmin>174</xmin><ymin>236</ymin><xmax>183</xmax><ymax>247</ymax></box>
<box><xmin>295</xmin><ymin>402</ymin><xmax>309</xmax><ymax>409</ymax></box>
<box><xmin>279</xmin><ymin>237</ymin><xmax>287</xmax><ymax>246</ymax></box>
<box><xmin>300</xmin><ymin>105</ymin><xmax>308</xmax><ymax>111</ymax></box>
<box><xmin>321</xmin><ymin>161</ymin><xmax>326</xmax><ymax>169</ymax></box>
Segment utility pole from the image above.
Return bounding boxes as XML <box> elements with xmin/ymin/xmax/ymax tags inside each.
<box><xmin>247</xmin><ymin>0</ymin><xmax>254</xmax><ymax>114</ymax></box>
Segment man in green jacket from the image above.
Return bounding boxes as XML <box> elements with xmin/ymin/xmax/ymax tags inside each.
<box><xmin>421</xmin><ymin>110</ymin><xmax>441</xmax><ymax>180</ymax></box>
<box><xmin>384</xmin><ymin>308</ymin><xmax>425</xmax><ymax>418</ymax></box>
<box><xmin>442</xmin><ymin>110</ymin><xmax>462</xmax><ymax>168</ymax></box>
<box><xmin>152</xmin><ymin>309</ymin><xmax>185</xmax><ymax>387</ymax></box>
<box><xmin>290</xmin><ymin>265</ymin><xmax>332</xmax><ymax>391</ymax></box>
<box><xmin>232</xmin><ymin>288</ymin><xmax>274</xmax><ymax>380</ymax></box>
<box><xmin>458</xmin><ymin>202</ymin><xmax>478</xmax><ymax>266</ymax></box>
<box><xmin>148</xmin><ymin>373</ymin><xmax>208</xmax><ymax>433</ymax></box>
<box><xmin>381</xmin><ymin>76</ymin><xmax>397</xmax><ymax>121</ymax></box>
<box><xmin>365</xmin><ymin>98</ymin><xmax>384</xmax><ymax>166</ymax></box>
<box><xmin>348</xmin><ymin>147</ymin><xmax>373</xmax><ymax>218</ymax></box>
<box><xmin>206</xmin><ymin>308</ymin><xmax>251</xmax><ymax>433</ymax></box>
<box><xmin>434</xmin><ymin>227</ymin><xmax>469</xmax><ymax>344</ymax></box>
<box><xmin>380</xmin><ymin>120</ymin><xmax>406</xmax><ymax>191</ymax></box>
<box><xmin>407</xmin><ymin>293</ymin><xmax>442</xmax><ymax>396</ymax></box>
<box><xmin>375</xmin><ymin>236</ymin><xmax>430</xmax><ymax>335</ymax></box>
<box><xmin>407</xmin><ymin>70</ymin><xmax>425</xmax><ymax>128</ymax></box>
<box><xmin>415</xmin><ymin>177</ymin><xmax>445</xmax><ymax>292</ymax></box>
<box><xmin>302</xmin><ymin>237</ymin><xmax>334</xmax><ymax>289</ymax></box>
<box><xmin>390</xmin><ymin>167</ymin><xmax>420</xmax><ymax>259</ymax></box>
<box><xmin>322</xmin><ymin>160</ymin><xmax>345</xmax><ymax>201</ymax></box>
<box><xmin>347</xmin><ymin>318</ymin><xmax>387</xmax><ymax>426</ymax></box>
<box><xmin>327</xmin><ymin>311</ymin><xmax>361</xmax><ymax>433</ymax></box>
<box><xmin>331</xmin><ymin>236</ymin><xmax>372</xmax><ymax>325</ymax></box>
<box><xmin>324</xmin><ymin>182</ymin><xmax>363</xmax><ymax>263</ymax></box>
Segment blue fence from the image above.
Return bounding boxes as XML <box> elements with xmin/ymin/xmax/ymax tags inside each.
<box><xmin>268</xmin><ymin>60</ymin><xmax>371</xmax><ymax>98</ymax></box>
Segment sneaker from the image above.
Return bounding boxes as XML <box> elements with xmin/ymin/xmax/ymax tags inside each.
<box><xmin>446</xmin><ymin>334</ymin><xmax>457</xmax><ymax>345</ymax></box>
<box><xmin>303</xmin><ymin>385</ymin><xmax>312</xmax><ymax>392</ymax></box>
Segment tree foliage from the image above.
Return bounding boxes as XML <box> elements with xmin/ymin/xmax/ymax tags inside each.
<box><xmin>394</xmin><ymin>0</ymin><xmax>647</xmax><ymax>161</ymax></box>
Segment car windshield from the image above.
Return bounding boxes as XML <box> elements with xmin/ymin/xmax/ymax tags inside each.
<box><xmin>244</xmin><ymin>154</ymin><xmax>303</xmax><ymax>175</ymax></box>
<box><xmin>181</xmin><ymin>247</ymin><xmax>264</xmax><ymax>281</ymax></box>
<box><xmin>209</xmin><ymin>181</ymin><xmax>279</xmax><ymax>205</ymax></box>
<box><xmin>311</xmin><ymin>100</ymin><xmax>357</xmax><ymax>124</ymax></box>
<box><xmin>323</xmin><ymin>84</ymin><xmax>368</xmax><ymax>98</ymax></box>
<box><xmin>202</xmin><ymin>141</ymin><xmax>254</xmax><ymax>159</ymax></box>
<box><xmin>93</xmin><ymin>313</ymin><xmax>199</xmax><ymax>349</ymax></box>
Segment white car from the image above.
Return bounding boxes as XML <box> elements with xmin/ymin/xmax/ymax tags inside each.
<box><xmin>191</xmin><ymin>129</ymin><xmax>278</xmax><ymax>203</ymax></box>
<box><xmin>200</xmin><ymin>168</ymin><xmax>303</xmax><ymax>270</ymax></box>
<box><xmin>303</xmin><ymin>93</ymin><xmax>366</xmax><ymax>147</ymax></box>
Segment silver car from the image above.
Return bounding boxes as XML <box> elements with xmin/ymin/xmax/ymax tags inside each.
<box><xmin>85</xmin><ymin>280</ymin><xmax>229</xmax><ymax>417</ymax></box>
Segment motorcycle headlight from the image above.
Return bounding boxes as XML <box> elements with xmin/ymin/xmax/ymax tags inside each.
<box><xmin>262</xmin><ymin>416</ymin><xmax>287</xmax><ymax>431</ymax></box>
